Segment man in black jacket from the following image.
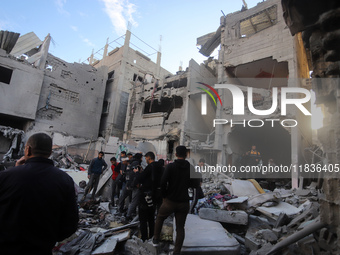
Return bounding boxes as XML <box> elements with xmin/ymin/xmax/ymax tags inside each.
<box><xmin>153</xmin><ymin>146</ymin><xmax>200</xmax><ymax>255</ymax></box>
<box><xmin>135</xmin><ymin>151</ymin><xmax>163</xmax><ymax>241</ymax></box>
<box><xmin>0</xmin><ymin>133</ymin><xmax>79</xmax><ymax>255</ymax></box>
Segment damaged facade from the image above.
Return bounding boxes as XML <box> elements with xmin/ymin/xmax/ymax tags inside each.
<box><xmin>0</xmin><ymin>31</ymin><xmax>109</xmax><ymax>161</ymax></box>
<box><xmin>195</xmin><ymin>0</ymin><xmax>312</xmax><ymax>188</ymax></box>
<box><xmin>0</xmin><ymin>29</ymin><xmax>173</xmax><ymax>162</ymax></box>
<box><xmin>280</xmin><ymin>0</ymin><xmax>340</xmax><ymax>253</ymax></box>
<box><xmin>90</xmin><ymin>30</ymin><xmax>172</xmax><ymax>140</ymax></box>
<box><xmin>123</xmin><ymin>58</ymin><xmax>217</xmax><ymax>161</ymax></box>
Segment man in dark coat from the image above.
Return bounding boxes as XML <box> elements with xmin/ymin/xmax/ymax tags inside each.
<box><xmin>0</xmin><ymin>133</ymin><xmax>79</xmax><ymax>255</ymax></box>
<box><xmin>153</xmin><ymin>146</ymin><xmax>200</xmax><ymax>255</ymax></box>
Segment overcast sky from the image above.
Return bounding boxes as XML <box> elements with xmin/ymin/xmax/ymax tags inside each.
<box><xmin>0</xmin><ymin>0</ymin><xmax>262</xmax><ymax>73</ymax></box>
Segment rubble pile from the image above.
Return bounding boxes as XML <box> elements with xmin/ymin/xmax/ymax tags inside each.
<box><xmin>53</xmin><ymin>199</ymin><xmax>141</xmax><ymax>255</ymax></box>
<box><xmin>51</xmin><ymin>147</ymin><xmax>88</xmax><ymax>170</ymax></box>
<box><xmin>192</xmin><ymin>176</ymin><xmax>324</xmax><ymax>255</ymax></box>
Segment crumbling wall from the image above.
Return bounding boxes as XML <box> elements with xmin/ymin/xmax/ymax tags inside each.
<box><xmin>0</xmin><ymin>49</ymin><xmax>44</xmax><ymax>122</ymax></box>
<box><xmin>93</xmin><ymin>40</ymin><xmax>172</xmax><ymax>140</ymax></box>
<box><xmin>281</xmin><ymin>1</ymin><xmax>340</xmax><ymax>252</ymax></box>
<box><xmin>30</xmin><ymin>54</ymin><xmax>107</xmax><ymax>140</ymax></box>
<box><xmin>221</xmin><ymin>0</ymin><xmax>295</xmax><ymax>76</ymax></box>
<box><xmin>125</xmin><ymin>72</ymin><xmax>188</xmax><ymax>141</ymax></box>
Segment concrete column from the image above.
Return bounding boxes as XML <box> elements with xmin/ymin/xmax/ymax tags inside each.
<box><xmin>103</xmin><ymin>38</ymin><xmax>109</xmax><ymax>58</ymax></box>
<box><xmin>35</xmin><ymin>34</ymin><xmax>51</xmax><ymax>70</ymax></box>
<box><xmin>89</xmin><ymin>49</ymin><xmax>94</xmax><ymax>65</ymax></box>
<box><xmin>109</xmin><ymin>30</ymin><xmax>131</xmax><ymax>136</ymax></box>
<box><xmin>156</xmin><ymin>51</ymin><xmax>161</xmax><ymax>77</ymax></box>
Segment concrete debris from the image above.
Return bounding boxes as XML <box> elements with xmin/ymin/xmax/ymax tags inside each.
<box><xmin>256</xmin><ymin>202</ymin><xmax>302</xmax><ymax>220</ymax></box>
<box><xmin>175</xmin><ymin>214</ymin><xmax>240</xmax><ymax>254</ymax></box>
<box><xmin>247</xmin><ymin>192</ymin><xmax>281</xmax><ymax>212</ymax></box>
<box><xmin>0</xmin><ymin>125</ymin><xmax>25</xmax><ymax>163</ymax></box>
<box><xmin>199</xmin><ymin>208</ymin><xmax>248</xmax><ymax>225</ymax></box>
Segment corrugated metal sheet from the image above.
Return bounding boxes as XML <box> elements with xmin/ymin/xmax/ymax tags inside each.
<box><xmin>10</xmin><ymin>32</ymin><xmax>42</xmax><ymax>57</ymax></box>
<box><xmin>0</xmin><ymin>31</ymin><xmax>20</xmax><ymax>53</ymax></box>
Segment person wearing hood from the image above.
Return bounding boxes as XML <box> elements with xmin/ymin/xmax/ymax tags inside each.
<box><xmin>153</xmin><ymin>146</ymin><xmax>200</xmax><ymax>255</ymax></box>
<box><xmin>117</xmin><ymin>153</ymin><xmax>143</xmax><ymax>217</ymax></box>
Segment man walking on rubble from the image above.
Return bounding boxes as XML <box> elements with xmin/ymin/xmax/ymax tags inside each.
<box><xmin>153</xmin><ymin>146</ymin><xmax>200</xmax><ymax>255</ymax></box>
<box><xmin>82</xmin><ymin>151</ymin><xmax>108</xmax><ymax>201</ymax></box>
<box><xmin>134</xmin><ymin>151</ymin><xmax>163</xmax><ymax>241</ymax></box>
<box><xmin>0</xmin><ymin>133</ymin><xmax>78</xmax><ymax>255</ymax></box>
<box><xmin>117</xmin><ymin>153</ymin><xmax>143</xmax><ymax>219</ymax></box>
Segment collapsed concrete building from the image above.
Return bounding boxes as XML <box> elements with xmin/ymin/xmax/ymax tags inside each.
<box><xmin>0</xmin><ymin>31</ymin><xmax>109</xmax><ymax>161</ymax></box>
<box><xmin>0</xmin><ymin>30</ymin><xmax>173</xmax><ymax>162</ymax></box>
<box><xmin>194</xmin><ymin>0</ymin><xmax>312</xmax><ymax>187</ymax></box>
<box><xmin>89</xmin><ymin>30</ymin><xmax>171</xmax><ymax>140</ymax></box>
<box><xmin>123</xmin><ymin>58</ymin><xmax>217</xmax><ymax>161</ymax></box>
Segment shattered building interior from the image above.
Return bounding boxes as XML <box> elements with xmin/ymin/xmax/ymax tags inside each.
<box><xmin>1</xmin><ymin>0</ymin><xmax>340</xmax><ymax>254</ymax></box>
<box><xmin>196</xmin><ymin>0</ymin><xmax>312</xmax><ymax>189</ymax></box>
<box><xmin>124</xmin><ymin>58</ymin><xmax>218</xmax><ymax>161</ymax></box>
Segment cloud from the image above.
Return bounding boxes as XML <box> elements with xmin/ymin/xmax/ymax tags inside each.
<box><xmin>70</xmin><ymin>25</ymin><xmax>78</xmax><ymax>31</ymax></box>
<box><xmin>78</xmin><ymin>11</ymin><xmax>88</xmax><ymax>17</ymax></box>
<box><xmin>100</xmin><ymin>0</ymin><xmax>138</xmax><ymax>35</ymax></box>
<box><xmin>55</xmin><ymin>0</ymin><xmax>69</xmax><ymax>15</ymax></box>
<box><xmin>83</xmin><ymin>38</ymin><xmax>95</xmax><ymax>47</ymax></box>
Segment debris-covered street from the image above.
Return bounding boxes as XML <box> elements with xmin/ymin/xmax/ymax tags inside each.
<box><xmin>1</xmin><ymin>0</ymin><xmax>340</xmax><ymax>254</ymax></box>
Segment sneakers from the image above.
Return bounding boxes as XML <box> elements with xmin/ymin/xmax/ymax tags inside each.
<box><xmin>151</xmin><ymin>237</ymin><xmax>159</xmax><ymax>247</ymax></box>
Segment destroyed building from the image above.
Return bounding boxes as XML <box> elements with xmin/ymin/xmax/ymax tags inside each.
<box><xmin>123</xmin><ymin>58</ymin><xmax>217</xmax><ymax>161</ymax></box>
<box><xmin>0</xmin><ymin>30</ymin><xmax>173</xmax><ymax>162</ymax></box>
<box><xmin>0</xmin><ymin>31</ymin><xmax>109</xmax><ymax>161</ymax></box>
<box><xmin>280</xmin><ymin>0</ymin><xmax>340</xmax><ymax>253</ymax></box>
<box><xmin>89</xmin><ymin>30</ymin><xmax>172</xmax><ymax>140</ymax></box>
<box><xmin>195</xmin><ymin>0</ymin><xmax>312</xmax><ymax>188</ymax></box>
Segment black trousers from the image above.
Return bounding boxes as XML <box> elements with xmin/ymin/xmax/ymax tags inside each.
<box><xmin>84</xmin><ymin>173</ymin><xmax>101</xmax><ymax>198</ymax></box>
<box><xmin>154</xmin><ymin>198</ymin><xmax>189</xmax><ymax>254</ymax></box>
<box><xmin>111</xmin><ymin>179</ymin><xmax>120</xmax><ymax>205</ymax></box>
<box><xmin>139</xmin><ymin>202</ymin><xmax>155</xmax><ymax>241</ymax></box>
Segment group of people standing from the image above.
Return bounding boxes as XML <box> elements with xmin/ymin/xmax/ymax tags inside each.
<box><xmin>83</xmin><ymin>145</ymin><xmax>201</xmax><ymax>255</ymax></box>
<box><xmin>0</xmin><ymin>132</ymin><xmax>202</xmax><ymax>255</ymax></box>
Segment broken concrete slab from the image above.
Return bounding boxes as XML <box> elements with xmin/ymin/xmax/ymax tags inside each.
<box><xmin>95</xmin><ymin>168</ymin><xmax>112</xmax><ymax>195</ymax></box>
<box><xmin>247</xmin><ymin>192</ymin><xmax>281</xmax><ymax>210</ymax></box>
<box><xmin>91</xmin><ymin>236</ymin><xmax>117</xmax><ymax>255</ymax></box>
<box><xmin>255</xmin><ymin>229</ymin><xmax>278</xmax><ymax>243</ymax></box>
<box><xmin>245</xmin><ymin>235</ymin><xmax>265</xmax><ymax>251</ymax></box>
<box><xmin>249</xmin><ymin>242</ymin><xmax>274</xmax><ymax>255</ymax></box>
<box><xmin>274</xmin><ymin>213</ymin><xmax>290</xmax><ymax>228</ymax></box>
<box><xmin>125</xmin><ymin>236</ymin><xmax>158</xmax><ymax>255</ymax></box>
<box><xmin>64</xmin><ymin>170</ymin><xmax>88</xmax><ymax>186</ymax></box>
<box><xmin>294</xmin><ymin>189</ymin><xmax>312</xmax><ymax>196</ymax></box>
<box><xmin>287</xmin><ymin>202</ymin><xmax>318</xmax><ymax>230</ymax></box>
<box><xmin>256</xmin><ymin>202</ymin><xmax>302</xmax><ymax>220</ymax></box>
<box><xmin>199</xmin><ymin>208</ymin><xmax>248</xmax><ymax>225</ymax></box>
<box><xmin>174</xmin><ymin>214</ymin><xmax>240</xmax><ymax>254</ymax></box>
<box><xmin>224</xmin><ymin>196</ymin><xmax>248</xmax><ymax>204</ymax></box>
